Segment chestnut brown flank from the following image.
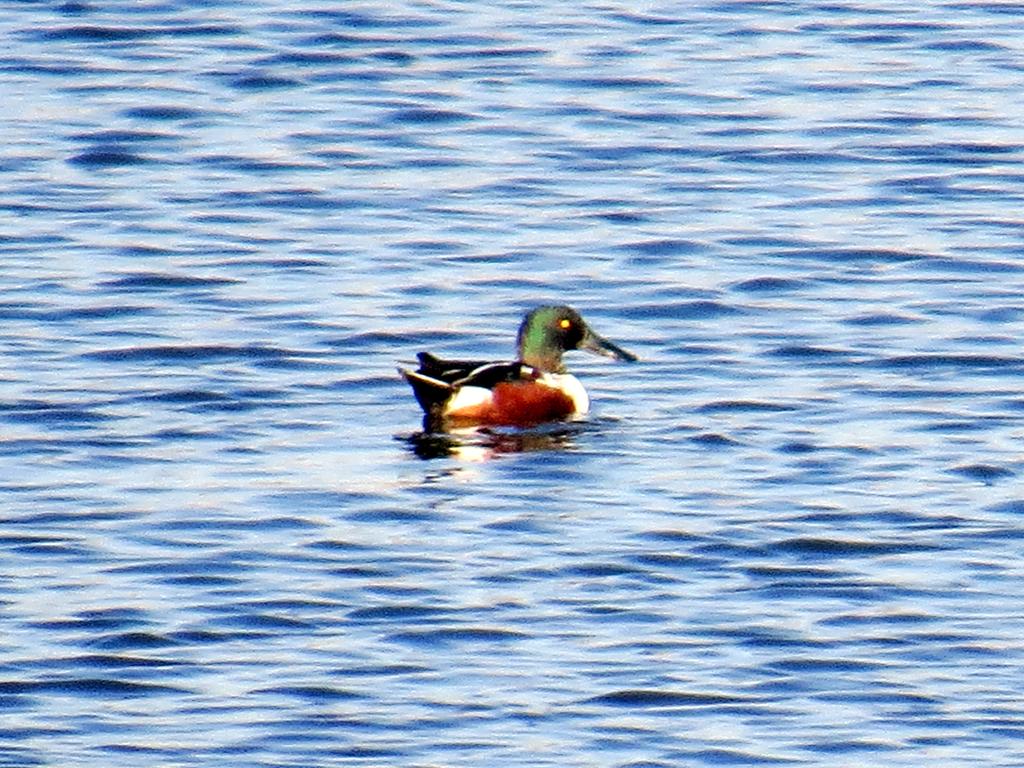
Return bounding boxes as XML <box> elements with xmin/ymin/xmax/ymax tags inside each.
<box><xmin>446</xmin><ymin>381</ymin><xmax>575</xmax><ymax>427</ymax></box>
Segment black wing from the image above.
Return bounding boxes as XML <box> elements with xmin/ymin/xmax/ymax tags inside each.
<box><xmin>416</xmin><ymin>352</ymin><xmax>530</xmax><ymax>388</ymax></box>
<box><xmin>400</xmin><ymin>353</ymin><xmax>537</xmax><ymax>420</ymax></box>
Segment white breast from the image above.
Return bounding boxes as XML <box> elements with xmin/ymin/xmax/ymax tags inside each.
<box><xmin>540</xmin><ymin>372</ymin><xmax>589</xmax><ymax>415</ymax></box>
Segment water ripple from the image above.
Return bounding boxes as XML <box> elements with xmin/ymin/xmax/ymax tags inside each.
<box><xmin>6</xmin><ymin>1</ymin><xmax>1024</xmax><ymax>766</ymax></box>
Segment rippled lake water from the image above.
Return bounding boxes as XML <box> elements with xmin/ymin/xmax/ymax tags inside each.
<box><xmin>4</xmin><ymin>1</ymin><xmax>1024</xmax><ymax>765</ymax></box>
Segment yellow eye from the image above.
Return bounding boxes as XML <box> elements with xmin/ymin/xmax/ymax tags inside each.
<box><xmin>559</xmin><ymin>319</ymin><xmax>571</xmax><ymax>329</ymax></box>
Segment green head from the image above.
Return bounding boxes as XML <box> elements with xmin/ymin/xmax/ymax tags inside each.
<box><xmin>516</xmin><ymin>305</ymin><xmax>638</xmax><ymax>372</ymax></box>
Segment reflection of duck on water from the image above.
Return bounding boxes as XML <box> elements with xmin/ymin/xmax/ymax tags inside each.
<box><xmin>402</xmin><ymin>423</ymin><xmax>582</xmax><ymax>461</ymax></box>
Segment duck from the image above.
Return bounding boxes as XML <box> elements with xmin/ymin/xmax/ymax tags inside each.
<box><xmin>399</xmin><ymin>305</ymin><xmax>636</xmax><ymax>430</ymax></box>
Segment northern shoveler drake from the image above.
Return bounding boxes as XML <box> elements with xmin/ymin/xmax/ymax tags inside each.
<box><xmin>399</xmin><ymin>305</ymin><xmax>637</xmax><ymax>430</ymax></box>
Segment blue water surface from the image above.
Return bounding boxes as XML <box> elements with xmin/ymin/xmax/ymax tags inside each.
<box><xmin>4</xmin><ymin>1</ymin><xmax>1024</xmax><ymax>766</ymax></box>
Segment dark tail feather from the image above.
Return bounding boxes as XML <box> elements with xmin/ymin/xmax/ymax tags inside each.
<box><xmin>398</xmin><ymin>367</ymin><xmax>452</xmax><ymax>415</ymax></box>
